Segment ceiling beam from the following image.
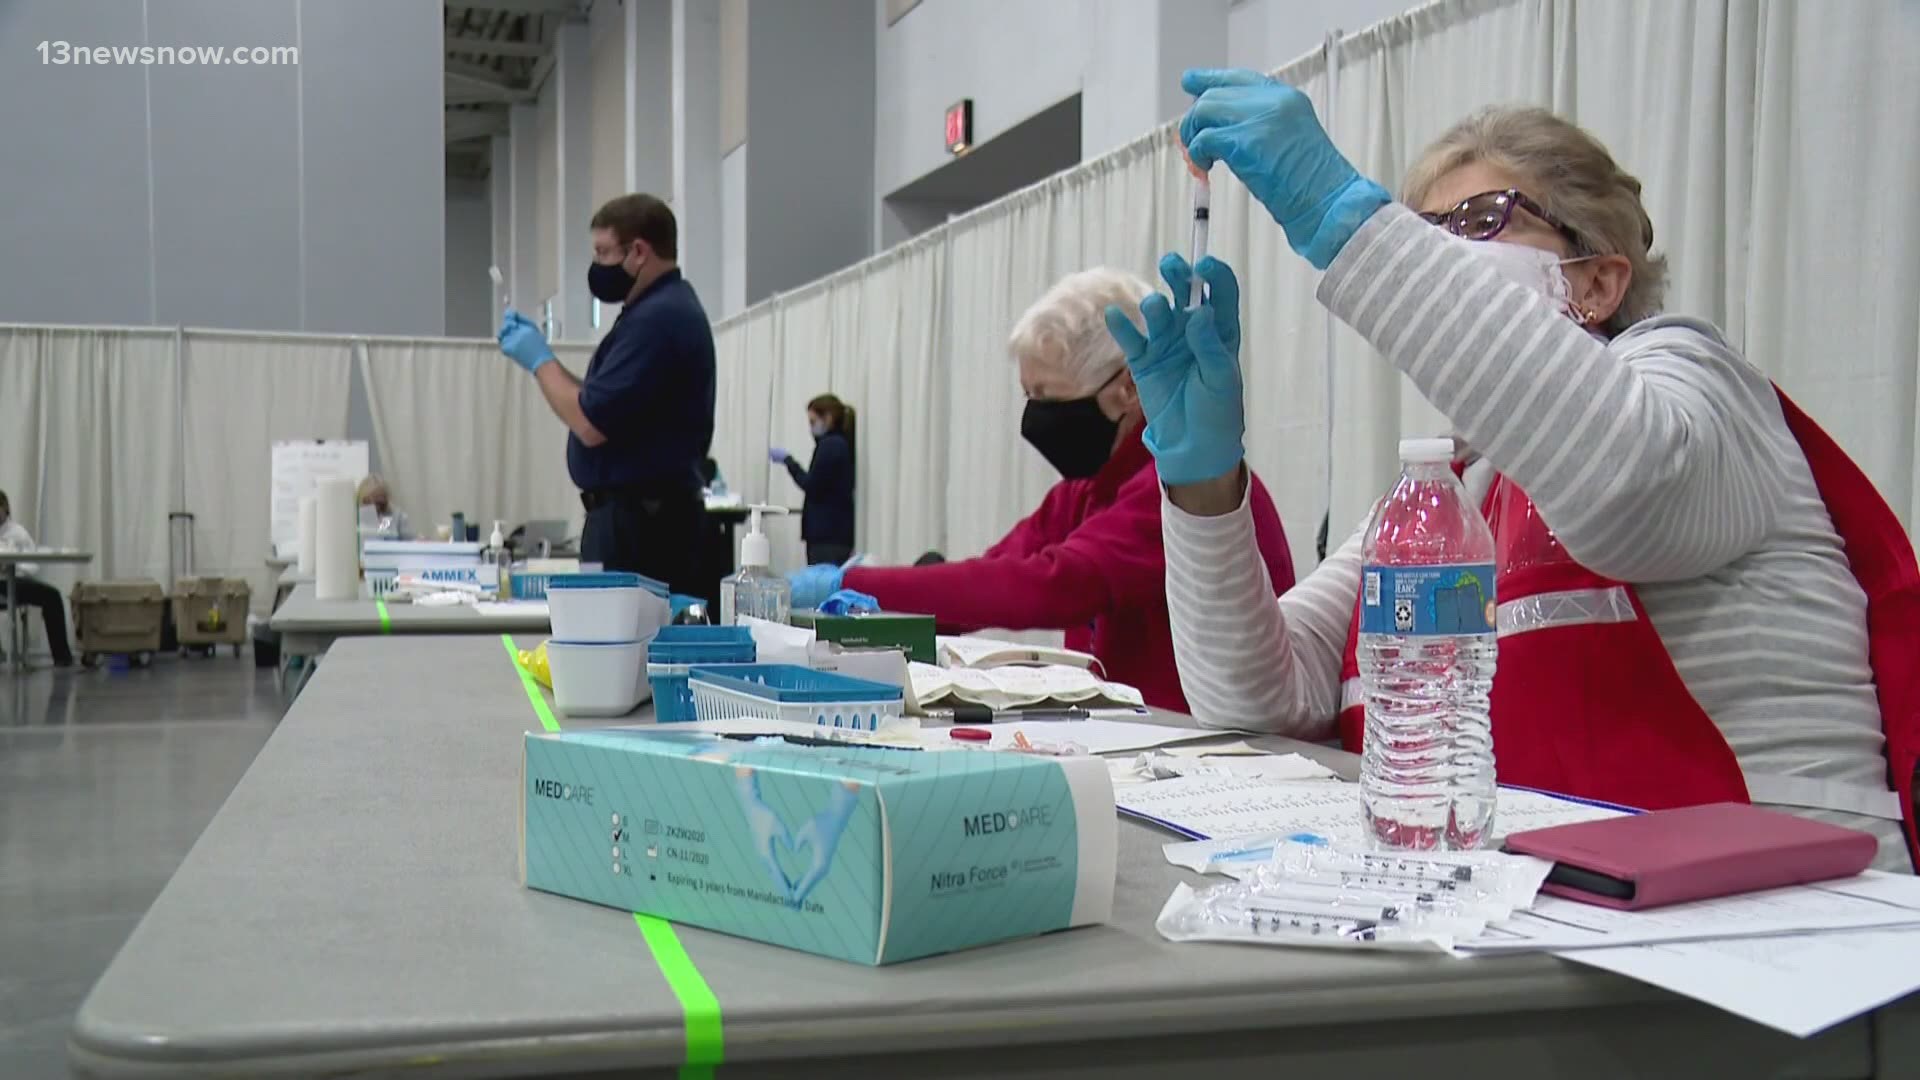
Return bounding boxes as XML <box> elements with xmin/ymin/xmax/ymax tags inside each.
<box><xmin>445</xmin><ymin>109</ymin><xmax>510</xmax><ymax>144</ymax></box>
<box><xmin>446</xmin><ymin>0</ymin><xmax>580</xmax><ymax>14</ymax></box>
<box><xmin>445</xmin><ymin>37</ymin><xmax>547</xmax><ymax>59</ymax></box>
<box><xmin>525</xmin><ymin>51</ymin><xmax>558</xmax><ymax>96</ymax></box>
<box><xmin>445</xmin><ymin>59</ymin><xmax>535</xmax><ymax>104</ymax></box>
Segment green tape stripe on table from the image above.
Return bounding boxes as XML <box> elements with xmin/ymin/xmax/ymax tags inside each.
<box><xmin>502</xmin><ymin>635</ymin><xmax>561</xmax><ymax>734</ymax></box>
<box><xmin>501</xmin><ymin>635</ymin><xmax>723</xmax><ymax>1072</ymax></box>
<box><xmin>375</xmin><ymin>600</ymin><xmax>391</xmax><ymax>633</ymax></box>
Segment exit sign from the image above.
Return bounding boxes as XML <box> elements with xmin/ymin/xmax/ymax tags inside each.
<box><xmin>945</xmin><ymin>99</ymin><xmax>973</xmax><ymax>155</ymax></box>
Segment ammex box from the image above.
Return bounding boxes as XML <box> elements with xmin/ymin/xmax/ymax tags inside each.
<box><xmin>520</xmin><ymin>728</ymin><xmax>1116</xmax><ymax>964</ymax></box>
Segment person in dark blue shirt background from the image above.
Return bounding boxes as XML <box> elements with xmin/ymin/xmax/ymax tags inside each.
<box><xmin>498</xmin><ymin>194</ymin><xmax>716</xmax><ymax>594</ymax></box>
<box><xmin>770</xmin><ymin>394</ymin><xmax>857</xmax><ymax>565</ymax></box>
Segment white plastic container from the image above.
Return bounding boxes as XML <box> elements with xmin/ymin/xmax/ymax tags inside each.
<box><xmin>547</xmin><ymin>641</ymin><xmax>649</xmax><ymax>717</ymax></box>
<box><xmin>549</xmin><ymin>576</ymin><xmax>669</xmax><ymax>643</ymax></box>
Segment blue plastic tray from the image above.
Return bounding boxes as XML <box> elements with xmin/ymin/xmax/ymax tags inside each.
<box><xmin>548</xmin><ymin>572</ymin><xmax>670</xmax><ymax>598</ymax></box>
<box><xmin>648</xmin><ymin>626</ymin><xmax>756</xmax><ymax>721</ymax></box>
<box><xmin>648</xmin><ymin>624</ymin><xmax>756</xmax><ymax>665</ymax></box>
<box><xmin>684</xmin><ymin>663</ymin><xmax>900</xmax><ymax>703</ymax></box>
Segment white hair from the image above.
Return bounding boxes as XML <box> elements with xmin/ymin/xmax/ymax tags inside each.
<box><xmin>1006</xmin><ymin>267</ymin><xmax>1153</xmax><ymax>395</ymax></box>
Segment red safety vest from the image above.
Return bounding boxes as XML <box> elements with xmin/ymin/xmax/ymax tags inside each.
<box><xmin>1335</xmin><ymin>389</ymin><xmax>1920</xmax><ymax>869</ymax></box>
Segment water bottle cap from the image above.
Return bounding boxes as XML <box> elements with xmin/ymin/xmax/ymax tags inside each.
<box><xmin>1398</xmin><ymin>437</ymin><xmax>1455</xmax><ymax>464</ymax></box>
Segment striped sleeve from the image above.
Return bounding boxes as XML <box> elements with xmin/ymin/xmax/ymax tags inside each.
<box><xmin>1319</xmin><ymin>204</ymin><xmax>1787</xmax><ymax>583</ymax></box>
<box><xmin>1161</xmin><ymin>482</ymin><xmax>1360</xmax><ymax>738</ymax></box>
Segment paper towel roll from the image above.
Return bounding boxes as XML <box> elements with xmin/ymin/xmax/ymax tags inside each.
<box><xmin>296</xmin><ymin>495</ymin><xmax>318</xmax><ymax>575</ymax></box>
<box><xmin>313</xmin><ymin>477</ymin><xmax>360</xmax><ymax>601</ymax></box>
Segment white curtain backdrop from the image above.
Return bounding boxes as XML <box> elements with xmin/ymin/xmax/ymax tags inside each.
<box><xmin>358</xmin><ymin>339</ymin><xmax>583</xmax><ymax>545</ymax></box>
<box><xmin>847</xmin><ymin>238</ymin><xmax>948</xmax><ymax>563</ymax></box>
<box><xmin>3</xmin><ymin>0</ymin><xmax>1915</xmax><ymax>610</ymax></box>
<box><xmin>0</xmin><ymin>327</ymin><xmax>178</xmax><ymax>589</ymax></box>
<box><xmin>182</xmin><ymin>331</ymin><xmax>353</xmax><ymax>602</ymax></box>
<box><xmin>703</xmin><ymin>0</ymin><xmax>1920</xmax><ymax>578</ymax></box>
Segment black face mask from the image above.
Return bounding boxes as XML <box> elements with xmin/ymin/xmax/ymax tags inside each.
<box><xmin>1021</xmin><ymin>395</ymin><xmax>1119</xmax><ymax>479</ymax></box>
<box><xmin>587</xmin><ymin>256</ymin><xmax>638</xmax><ymax>304</ymax></box>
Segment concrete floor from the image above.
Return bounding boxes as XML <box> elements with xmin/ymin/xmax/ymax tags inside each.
<box><xmin>0</xmin><ymin>654</ymin><xmax>281</xmax><ymax>1079</ymax></box>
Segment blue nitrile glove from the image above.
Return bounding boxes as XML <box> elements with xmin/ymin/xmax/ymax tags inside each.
<box><xmin>818</xmin><ymin>589</ymin><xmax>880</xmax><ymax>616</ymax></box>
<box><xmin>787</xmin><ymin>563</ymin><xmax>845</xmax><ymax>610</ymax></box>
<box><xmin>497</xmin><ymin>307</ymin><xmax>555</xmax><ymax>372</ymax></box>
<box><xmin>768</xmin><ymin>447</ymin><xmax>790</xmax><ymax>465</ymax></box>
<box><xmin>1104</xmin><ymin>253</ymin><xmax>1245</xmax><ymax>486</ymax></box>
<box><xmin>1179</xmin><ymin>68</ymin><xmax>1391</xmax><ymax>270</ymax></box>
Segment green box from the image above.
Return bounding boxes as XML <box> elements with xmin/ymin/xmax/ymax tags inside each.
<box><xmin>521</xmin><ymin>728</ymin><xmax>1115</xmax><ymax>965</ymax></box>
<box><xmin>789</xmin><ymin>611</ymin><xmax>937</xmax><ymax>664</ymax></box>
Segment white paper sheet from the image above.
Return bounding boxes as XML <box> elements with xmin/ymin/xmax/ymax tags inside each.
<box><xmin>1160</xmin><ymin>739</ymin><xmax>1270</xmax><ymax>758</ymax></box>
<box><xmin>935</xmin><ymin>635</ymin><xmax>1098</xmax><ymax>670</ymax></box>
<box><xmin>740</xmin><ymin>616</ymin><xmax>814</xmax><ymax>666</ymax></box>
<box><xmin>1465</xmin><ymin>872</ymin><xmax>1920</xmax><ymax>954</ymax></box>
<box><xmin>475</xmin><ymin>601</ymin><xmax>549</xmax><ymax>617</ymax></box>
<box><xmin>918</xmin><ymin>718</ymin><xmax>1230</xmax><ymax>756</ymax></box>
<box><xmin>1154</xmin><ymin>753</ymin><xmax>1339</xmax><ymax>782</ymax></box>
<box><xmin>1558</xmin><ymin>924</ymin><xmax>1920</xmax><ymax>1037</ymax></box>
<box><xmin>1117</xmin><ymin>775</ymin><xmax>1626</xmax><ymax>844</ymax></box>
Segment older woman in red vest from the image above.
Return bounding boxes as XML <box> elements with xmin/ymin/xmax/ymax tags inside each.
<box><xmin>1117</xmin><ymin>69</ymin><xmax>1917</xmax><ymax>870</ymax></box>
<box><xmin>789</xmin><ymin>267</ymin><xmax>1295</xmax><ymax>713</ymax></box>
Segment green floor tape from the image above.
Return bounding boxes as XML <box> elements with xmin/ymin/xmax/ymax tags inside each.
<box><xmin>375</xmin><ymin>599</ymin><xmax>391</xmax><ymax>633</ymax></box>
<box><xmin>503</xmin><ymin>635</ymin><xmax>721</xmax><ymax>1070</ymax></box>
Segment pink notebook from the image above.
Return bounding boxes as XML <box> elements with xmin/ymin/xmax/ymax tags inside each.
<box><xmin>1502</xmin><ymin>802</ymin><xmax>1877</xmax><ymax>910</ymax></box>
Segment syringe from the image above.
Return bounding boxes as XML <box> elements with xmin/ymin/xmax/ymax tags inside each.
<box><xmin>1188</xmin><ymin>178</ymin><xmax>1211</xmax><ymax>309</ymax></box>
<box><xmin>1179</xmin><ymin>137</ymin><xmax>1211</xmax><ymax>309</ymax></box>
<box><xmin>489</xmin><ymin>265</ymin><xmax>507</xmax><ymax>320</ymax></box>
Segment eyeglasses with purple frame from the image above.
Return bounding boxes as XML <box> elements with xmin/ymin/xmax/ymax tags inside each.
<box><xmin>1418</xmin><ymin>189</ymin><xmax>1585</xmax><ymax>253</ymax></box>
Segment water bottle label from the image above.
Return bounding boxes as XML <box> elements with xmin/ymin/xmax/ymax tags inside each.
<box><xmin>1359</xmin><ymin>562</ymin><xmax>1496</xmax><ymax>636</ymax></box>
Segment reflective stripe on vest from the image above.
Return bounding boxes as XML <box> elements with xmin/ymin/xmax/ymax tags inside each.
<box><xmin>1496</xmin><ymin>586</ymin><xmax>1636</xmax><ymax>638</ymax></box>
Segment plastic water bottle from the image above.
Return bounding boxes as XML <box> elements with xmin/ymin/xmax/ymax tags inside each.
<box><xmin>1358</xmin><ymin>438</ymin><xmax>1498</xmax><ymax>850</ymax></box>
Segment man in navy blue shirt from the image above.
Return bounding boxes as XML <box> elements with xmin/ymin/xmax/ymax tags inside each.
<box><xmin>497</xmin><ymin>194</ymin><xmax>716</xmax><ymax>593</ymax></box>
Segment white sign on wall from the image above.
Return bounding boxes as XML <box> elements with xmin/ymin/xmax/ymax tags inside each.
<box><xmin>270</xmin><ymin>440</ymin><xmax>369</xmax><ymax>555</ymax></box>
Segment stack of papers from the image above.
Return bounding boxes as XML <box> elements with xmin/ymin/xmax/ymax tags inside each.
<box><xmin>1117</xmin><ymin>774</ymin><xmax>1625</xmax><ymax>845</ymax></box>
<box><xmin>909</xmin><ymin>661</ymin><xmax>1144</xmax><ymax>711</ymax></box>
<box><xmin>1113</xmin><ymin>752</ymin><xmax>1338</xmax><ymax>787</ymax></box>
<box><xmin>1133</xmin><ymin>773</ymin><xmax>1920</xmax><ymax>1036</ymax></box>
<box><xmin>1485</xmin><ymin>873</ymin><xmax>1920</xmax><ymax>1036</ymax></box>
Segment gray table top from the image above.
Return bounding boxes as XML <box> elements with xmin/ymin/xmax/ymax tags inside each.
<box><xmin>0</xmin><ymin>549</ymin><xmax>93</xmax><ymax>566</ymax></box>
<box><xmin>72</xmin><ymin>636</ymin><xmax>1910</xmax><ymax>1078</ymax></box>
<box><xmin>268</xmin><ymin>583</ymin><xmax>549</xmax><ymax>635</ymax></box>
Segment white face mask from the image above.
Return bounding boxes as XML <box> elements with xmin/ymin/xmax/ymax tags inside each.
<box><xmin>809</xmin><ymin>419</ymin><xmax>829</xmax><ymax>439</ymax></box>
<box><xmin>1448</xmin><ymin>233</ymin><xmax>1592</xmax><ymax>323</ymax></box>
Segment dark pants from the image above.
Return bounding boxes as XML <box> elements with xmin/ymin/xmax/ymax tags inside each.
<box><xmin>581</xmin><ymin>490</ymin><xmax>705</xmax><ymax>597</ymax></box>
<box><xmin>6</xmin><ymin>576</ymin><xmax>74</xmax><ymax>664</ymax></box>
<box><xmin>805</xmin><ymin>542</ymin><xmax>854</xmax><ymax>568</ymax></box>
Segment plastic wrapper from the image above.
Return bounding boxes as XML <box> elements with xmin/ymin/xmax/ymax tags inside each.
<box><xmin>518</xmin><ymin>639</ymin><xmax>552</xmax><ymax>689</ymax></box>
<box><xmin>1156</xmin><ymin>882</ymin><xmax>1479</xmax><ymax>951</ymax></box>
<box><xmin>1243</xmin><ymin>841</ymin><xmax>1553</xmax><ymax>914</ymax></box>
<box><xmin>1158</xmin><ymin>841</ymin><xmax>1555</xmax><ymax>951</ymax></box>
